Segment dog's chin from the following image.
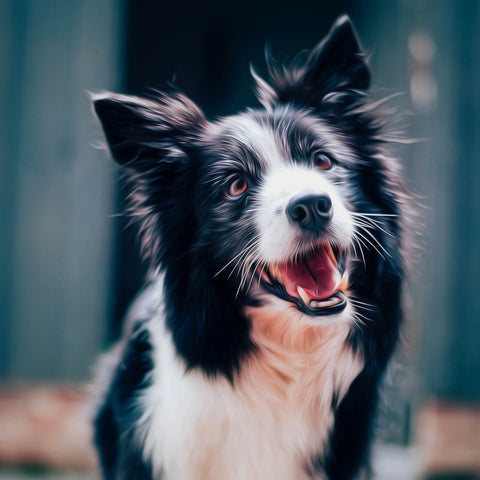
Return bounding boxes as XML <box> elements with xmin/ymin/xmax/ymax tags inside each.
<box><xmin>256</xmin><ymin>242</ymin><xmax>349</xmax><ymax>318</ymax></box>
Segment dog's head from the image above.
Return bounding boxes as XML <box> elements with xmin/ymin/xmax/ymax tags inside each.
<box><xmin>94</xmin><ymin>16</ymin><xmax>405</xmax><ymax>377</ymax></box>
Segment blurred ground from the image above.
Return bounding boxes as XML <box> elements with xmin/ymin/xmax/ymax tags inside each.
<box><xmin>3</xmin><ymin>386</ymin><xmax>480</xmax><ymax>479</ymax></box>
<box><xmin>0</xmin><ymin>387</ymin><xmax>95</xmax><ymax>471</ymax></box>
<box><xmin>0</xmin><ymin>473</ymin><xmax>92</xmax><ymax>480</ymax></box>
<box><xmin>0</xmin><ymin>444</ymin><xmax>421</xmax><ymax>479</ymax></box>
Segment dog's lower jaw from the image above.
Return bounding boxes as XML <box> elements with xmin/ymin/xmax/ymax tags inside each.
<box><xmin>137</xmin><ymin>297</ymin><xmax>362</xmax><ymax>480</ymax></box>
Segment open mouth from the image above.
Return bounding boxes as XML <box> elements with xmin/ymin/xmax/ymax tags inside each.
<box><xmin>258</xmin><ymin>243</ymin><xmax>348</xmax><ymax>316</ymax></box>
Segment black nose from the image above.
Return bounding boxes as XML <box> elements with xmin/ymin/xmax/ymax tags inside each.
<box><xmin>286</xmin><ymin>194</ymin><xmax>332</xmax><ymax>232</ymax></box>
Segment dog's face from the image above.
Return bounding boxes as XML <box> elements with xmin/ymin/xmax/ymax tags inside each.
<box><xmin>195</xmin><ymin>108</ymin><xmax>355</xmax><ymax>320</ymax></box>
<box><xmin>94</xmin><ymin>16</ymin><xmax>404</xmax><ymax>373</ymax></box>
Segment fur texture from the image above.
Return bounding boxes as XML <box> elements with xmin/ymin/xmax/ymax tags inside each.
<box><xmin>92</xmin><ymin>15</ymin><xmax>407</xmax><ymax>480</ymax></box>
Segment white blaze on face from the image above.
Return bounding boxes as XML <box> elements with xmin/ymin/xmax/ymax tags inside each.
<box><xmin>255</xmin><ymin>164</ymin><xmax>353</xmax><ymax>264</ymax></box>
<box><xmin>215</xmin><ymin>114</ymin><xmax>286</xmax><ymax>171</ymax></box>
<box><xmin>217</xmin><ymin>113</ymin><xmax>354</xmax><ymax>265</ymax></box>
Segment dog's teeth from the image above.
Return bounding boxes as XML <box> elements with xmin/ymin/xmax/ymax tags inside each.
<box><xmin>269</xmin><ymin>264</ymin><xmax>283</xmax><ymax>282</ymax></box>
<box><xmin>297</xmin><ymin>286</ymin><xmax>311</xmax><ymax>305</ymax></box>
<box><xmin>309</xmin><ymin>295</ymin><xmax>342</xmax><ymax>309</ymax></box>
<box><xmin>321</xmin><ymin>298</ymin><xmax>337</xmax><ymax>308</ymax></box>
<box><xmin>325</xmin><ymin>243</ymin><xmax>337</xmax><ymax>266</ymax></box>
<box><xmin>337</xmin><ymin>273</ymin><xmax>349</xmax><ymax>292</ymax></box>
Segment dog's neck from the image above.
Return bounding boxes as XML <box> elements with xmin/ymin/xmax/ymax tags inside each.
<box><xmin>244</xmin><ymin>300</ymin><xmax>363</xmax><ymax>409</ymax></box>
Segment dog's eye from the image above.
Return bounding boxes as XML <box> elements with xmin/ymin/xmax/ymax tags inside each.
<box><xmin>228</xmin><ymin>176</ymin><xmax>248</xmax><ymax>197</ymax></box>
<box><xmin>313</xmin><ymin>152</ymin><xmax>335</xmax><ymax>171</ymax></box>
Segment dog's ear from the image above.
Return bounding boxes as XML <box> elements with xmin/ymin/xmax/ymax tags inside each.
<box><xmin>301</xmin><ymin>15</ymin><xmax>370</xmax><ymax>94</ymax></box>
<box><xmin>92</xmin><ymin>91</ymin><xmax>207</xmax><ymax>267</ymax></box>
<box><xmin>255</xmin><ymin>15</ymin><xmax>370</xmax><ymax>108</ymax></box>
<box><xmin>92</xmin><ymin>91</ymin><xmax>207</xmax><ymax>169</ymax></box>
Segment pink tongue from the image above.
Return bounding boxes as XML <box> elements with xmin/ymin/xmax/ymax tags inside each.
<box><xmin>278</xmin><ymin>247</ymin><xmax>341</xmax><ymax>300</ymax></box>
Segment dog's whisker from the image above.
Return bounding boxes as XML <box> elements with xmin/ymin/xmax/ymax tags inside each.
<box><xmin>235</xmin><ymin>257</ymin><xmax>257</xmax><ymax>298</ymax></box>
<box><xmin>353</xmin><ymin>311</ymin><xmax>372</xmax><ymax>324</ymax></box>
<box><xmin>215</xmin><ymin>237</ymin><xmax>260</xmax><ymax>278</ymax></box>
<box><xmin>351</xmin><ymin>314</ymin><xmax>367</xmax><ymax>331</ymax></box>
<box><xmin>354</xmin><ymin>224</ymin><xmax>392</xmax><ymax>259</ymax></box>
<box><xmin>256</xmin><ymin>262</ymin><xmax>268</xmax><ymax>289</ymax></box>
<box><xmin>351</xmin><ymin>212</ymin><xmax>398</xmax><ymax>218</ymax></box>
<box><xmin>244</xmin><ymin>256</ymin><xmax>265</xmax><ymax>295</ymax></box>
<box><xmin>348</xmin><ymin>298</ymin><xmax>374</xmax><ymax>308</ymax></box>
<box><xmin>352</xmin><ymin>216</ymin><xmax>395</xmax><ymax>239</ymax></box>
<box><xmin>233</xmin><ymin>244</ymin><xmax>263</xmax><ymax>297</ymax></box>
<box><xmin>348</xmin><ymin>299</ymin><xmax>375</xmax><ymax>312</ymax></box>
<box><xmin>214</xmin><ymin>249</ymin><xmax>251</xmax><ymax>278</ymax></box>
<box><xmin>229</xmin><ymin>243</ymin><xmax>260</xmax><ymax>279</ymax></box>
<box><xmin>353</xmin><ymin>229</ymin><xmax>387</xmax><ymax>261</ymax></box>
<box><xmin>351</xmin><ymin>233</ymin><xmax>367</xmax><ymax>267</ymax></box>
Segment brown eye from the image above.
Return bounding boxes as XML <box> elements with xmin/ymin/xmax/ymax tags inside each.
<box><xmin>313</xmin><ymin>152</ymin><xmax>335</xmax><ymax>171</ymax></box>
<box><xmin>228</xmin><ymin>177</ymin><xmax>248</xmax><ymax>197</ymax></box>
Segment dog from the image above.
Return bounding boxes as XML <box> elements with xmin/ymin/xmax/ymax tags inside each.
<box><xmin>91</xmin><ymin>15</ymin><xmax>407</xmax><ymax>480</ymax></box>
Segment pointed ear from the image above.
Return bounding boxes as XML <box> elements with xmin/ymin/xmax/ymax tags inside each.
<box><xmin>255</xmin><ymin>15</ymin><xmax>370</xmax><ymax>108</ymax></box>
<box><xmin>92</xmin><ymin>91</ymin><xmax>207</xmax><ymax>168</ymax></box>
<box><xmin>303</xmin><ymin>15</ymin><xmax>370</xmax><ymax>94</ymax></box>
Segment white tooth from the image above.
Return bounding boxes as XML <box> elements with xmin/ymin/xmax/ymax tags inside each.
<box><xmin>270</xmin><ymin>264</ymin><xmax>283</xmax><ymax>282</ymax></box>
<box><xmin>338</xmin><ymin>273</ymin><xmax>349</xmax><ymax>292</ymax></box>
<box><xmin>322</xmin><ymin>299</ymin><xmax>336</xmax><ymax>307</ymax></box>
<box><xmin>325</xmin><ymin>243</ymin><xmax>337</xmax><ymax>266</ymax></box>
<box><xmin>276</xmin><ymin>268</ymin><xmax>283</xmax><ymax>282</ymax></box>
<box><xmin>333</xmin><ymin>295</ymin><xmax>342</xmax><ymax>305</ymax></box>
<box><xmin>297</xmin><ymin>286</ymin><xmax>311</xmax><ymax>305</ymax></box>
<box><xmin>309</xmin><ymin>295</ymin><xmax>342</xmax><ymax>309</ymax></box>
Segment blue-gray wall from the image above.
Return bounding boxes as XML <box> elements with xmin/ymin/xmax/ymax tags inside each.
<box><xmin>360</xmin><ymin>0</ymin><xmax>480</xmax><ymax>402</ymax></box>
<box><xmin>1</xmin><ymin>0</ymin><xmax>478</xmax><ymax>405</ymax></box>
<box><xmin>0</xmin><ymin>0</ymin><xmax>124</xmax><ymax>381</ymax></box>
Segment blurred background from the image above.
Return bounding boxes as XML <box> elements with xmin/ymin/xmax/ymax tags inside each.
<box><xmin>1</xmin><ymin>0</ymin><xmax>479</xmax><ymax>479</ymax></box>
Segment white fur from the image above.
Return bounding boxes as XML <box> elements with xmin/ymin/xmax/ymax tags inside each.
<box><xmin>215</xmin><ymin>114</ymin><xmax>286</xmax><ymax>170</ymax></box>
<box><xmin>215</xmin><ymin>114</ymin><xmax>355</xmax><ymax>263</ymax></box>
<box><xmin>128</xmin><ymin>286</ymin><xmax>362</xmax><ymax>480</ymax></box>
<box><xmin>255</xmin><ymin>164</ymin><xmax>353</xmax><ymax>263</ymax></box>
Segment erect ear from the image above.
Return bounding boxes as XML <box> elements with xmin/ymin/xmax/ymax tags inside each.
<box><xmin>302</xmin><ymin>15</ymin><xmax>370</xmax><ymax>94</ymax></box>
<box><xmin>92</xmin><ymin>91</ymin><xmax>207</xmax><ymax>168</ymax></box>
<box><xmin>255</xmin><ymin>15</ymin><xmax>370</xmax><ymax>108</ymax></box>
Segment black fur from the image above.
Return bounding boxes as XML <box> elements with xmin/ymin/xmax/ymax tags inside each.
<box><xmin>92</xmin><ymin>15</ymin><xmax>406</xmax><ymax>479</ymax></box>
<box><xmin>94</xmin><ymin>319</ymin><xmax>154</xmax><ymax>479</ymax></box>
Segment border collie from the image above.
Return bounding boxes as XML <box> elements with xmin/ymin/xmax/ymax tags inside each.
<box><xmin>92</xmin><ymin>15</ymin><xmax>407</xmax><ymax>480</ymax></box>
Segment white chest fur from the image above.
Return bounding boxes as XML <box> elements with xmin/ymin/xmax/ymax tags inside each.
<box><xmin>138</xmin><ymin>303</ymin><xmax>363</xmax><ymax>480</ymax></box>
